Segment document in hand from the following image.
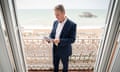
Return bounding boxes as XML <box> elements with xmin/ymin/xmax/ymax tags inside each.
<box><xmin>44</xmin><ymin>37</ymin><xmax>53</xmax><ymax>43</ymax></box>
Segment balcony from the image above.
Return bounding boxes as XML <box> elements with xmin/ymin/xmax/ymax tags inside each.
<box><xmin>20</xmin><ymin>28</ymin><xmax>102</xmax><ymax>71</ymax></box>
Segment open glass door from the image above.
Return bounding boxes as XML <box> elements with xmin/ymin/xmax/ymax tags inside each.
<box><xmin>0</xmin><ymin>5</ymin><xmax>16</xmax><ymax>72</ymax></box>
<box><xmin>0</xmin><ymin>0</ymin><xmax>26</xmax><ymax>72</ymax></box>
<box><xmin>108</xmin><ymin>24</ymin><xmax>120</xmax><ymax>72</ymax></box>
<box><xmin>1</xmin><ymin>0</ymin><xmax>119</xmax><ymax>72</ymax></box>
<box><xmin>15</xmin><ymin>0</ymin><xmax>111</xmax><ymax>72</ymax></box>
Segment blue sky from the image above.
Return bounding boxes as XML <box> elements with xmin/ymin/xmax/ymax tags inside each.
<box><xmin>16</xmin><ymin>0</ymin><xmax>110</xmax><ymax>9</ymax></box>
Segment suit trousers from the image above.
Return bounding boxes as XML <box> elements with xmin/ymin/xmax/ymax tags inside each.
<box><xmin>53</xmin><ymin>55</ymin><xmax>69</xmax><ymax>72</ymax></box>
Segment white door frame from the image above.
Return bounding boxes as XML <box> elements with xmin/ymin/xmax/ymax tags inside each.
<box><xmin>94</xmin><ymin>0</ymin><xmax>120</xmax><ymax>72</ymax></box>
<box><xmin>108</xmin><ymin>24</ymin><xmax>120</xmax><ymax>72</ymax></box>
<box><xmin>0</xmin><ymin>6</ymin><xmax>14</xmax><ymax>72</ymax></box>
<box><xmin>0</xmin><ymin>0</ymin><xmax>27</xmax><ymax>72</ymax></box>
<box><xmin>1</xmin><ymin>0</ymin><xmax>119</xmax><ymax>72</ymax></box>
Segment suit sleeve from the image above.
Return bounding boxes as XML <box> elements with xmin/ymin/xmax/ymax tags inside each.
<box><xmin>49</xmin><ymin>21</ymin><xmax>55</xmax><ymax>39</ymax></box>
<box><xmin>59</xmin><ymin>23</ymin><xmax>77</xmax><ymax>46</ymax></box>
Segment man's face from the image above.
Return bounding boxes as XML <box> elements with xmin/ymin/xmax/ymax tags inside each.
<box><xmin>54</xmin><ymin>10</ymin><xmax>65</xmax><ymax>22</ymax></box>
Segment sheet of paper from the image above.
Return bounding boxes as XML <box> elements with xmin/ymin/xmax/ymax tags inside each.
<box><xmin>43</xmin><ymin>37</ymin><xmax>53</xmax><ymax>43</ymax></box>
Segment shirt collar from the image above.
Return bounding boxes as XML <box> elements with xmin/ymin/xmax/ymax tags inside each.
<box><xmin>58</xmin><ymin>17</ymin><xmax>67</xmax><ymax>24</ymax></box>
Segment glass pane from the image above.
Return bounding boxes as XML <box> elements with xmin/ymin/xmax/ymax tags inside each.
<box><xmin>16</xmin><ymin>0</ymin><xmax>110</xmax><ymax>71</ymax></box>
<box><xmin>0</xmin><ymin>6</ymin><xmax>16</xmax><ymax>72</ymax></box>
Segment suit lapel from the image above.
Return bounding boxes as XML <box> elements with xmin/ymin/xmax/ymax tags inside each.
<box><xmin>54</xmin><ymin>21</ymin><xmax>58</xmax><ymax>38</ymax></box>
<box><xmin>54</xmin><ymin>19</ymin><xmax>69</xmax><ymax>38</ymax></box>
<box><xmin>60</xmin><ymin>19</ymin><xmax>68</xmax><ymax>38</ymax></box>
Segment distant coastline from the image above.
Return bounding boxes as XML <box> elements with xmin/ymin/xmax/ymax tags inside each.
<box><xmin>17</xmin><ymin>9</ymin><xmax>107</xmax><ymax>29</ymax></box>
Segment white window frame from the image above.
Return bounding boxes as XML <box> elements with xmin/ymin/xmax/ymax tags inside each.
<box><xmin>108</xmin><ymin>24</ymin><xmax>120</xmax><ymax>72</ymax></box>
<box><xmin>0</xmin><ymin>6</ymin><xmax>15</xmax><ymax>72</ymax></box>
<box><xmin>0</xmin><ymin>0</ymin><xmax>119</xmax><ymax>72</ymax></box>
<box><xmin>94</xmin><ymin>0</ymin><xmax>120</xmax><ymax>72</ymax></box>
<box><xmin>0</xmin><ymin>0</ymin><xmax>27</xmax><ymax>72</ymax></box>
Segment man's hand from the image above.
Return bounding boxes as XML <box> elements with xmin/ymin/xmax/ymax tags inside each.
<box><xmin>53</xmin><ymin>38</ymin><xmax>60</xmax><ymax>46</ymax></box>
<box><xmin>44</xmin><ymin>37</ymin><xmax>51</xmax><ymax>43</ymax></box>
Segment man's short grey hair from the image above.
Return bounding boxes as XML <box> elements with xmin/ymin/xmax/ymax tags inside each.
<box><xmin>54</xmin><ymin>4</ymin><xmax>65</xmax><ymax>13</ymax></box>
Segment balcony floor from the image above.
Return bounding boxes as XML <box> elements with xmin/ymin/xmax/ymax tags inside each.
<box><xmin>29</xmin><ymin>70</ymin><xmax>93</xmax><ymax>72</ymax></box>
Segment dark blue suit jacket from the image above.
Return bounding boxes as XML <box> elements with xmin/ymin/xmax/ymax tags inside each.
<box><xmin>49</xmin><ymin>19</ymin><xmax>76</xmax><ymax>57</ymax></box>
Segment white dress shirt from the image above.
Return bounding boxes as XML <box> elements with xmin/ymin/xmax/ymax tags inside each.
<box><xmin>55</xmin><ymin>17</ymin><xmax>67</xmax><ymax>39</ymax></box>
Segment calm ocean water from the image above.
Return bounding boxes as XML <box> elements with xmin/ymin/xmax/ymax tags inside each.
<box><xmin>17</xmin><ymin>9</ymin><xmax>107</xmax><ymax>29</ymax></box>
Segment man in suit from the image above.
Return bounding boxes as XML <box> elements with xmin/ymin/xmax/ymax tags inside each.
<box><xmin>49</xmin><ymin>4</ymin><xmax>76</xmax><ymax>72</ymax></box>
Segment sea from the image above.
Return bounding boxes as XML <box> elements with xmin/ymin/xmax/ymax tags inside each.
<box><xmin>16</xmin><ymin>9</ymin><xmax>108</xmax><ymax>29</ymax></box>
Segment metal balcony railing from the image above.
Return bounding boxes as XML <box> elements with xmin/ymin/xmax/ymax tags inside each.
<box><xmin>23</xmin><ymin>37</ymin><xmax>100</xmax><ymax>70</ymax></box>
<box><xmin>20</xmin><ymin>29</ymin><xmax>102</xmax><ymax>70</ymax></box>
